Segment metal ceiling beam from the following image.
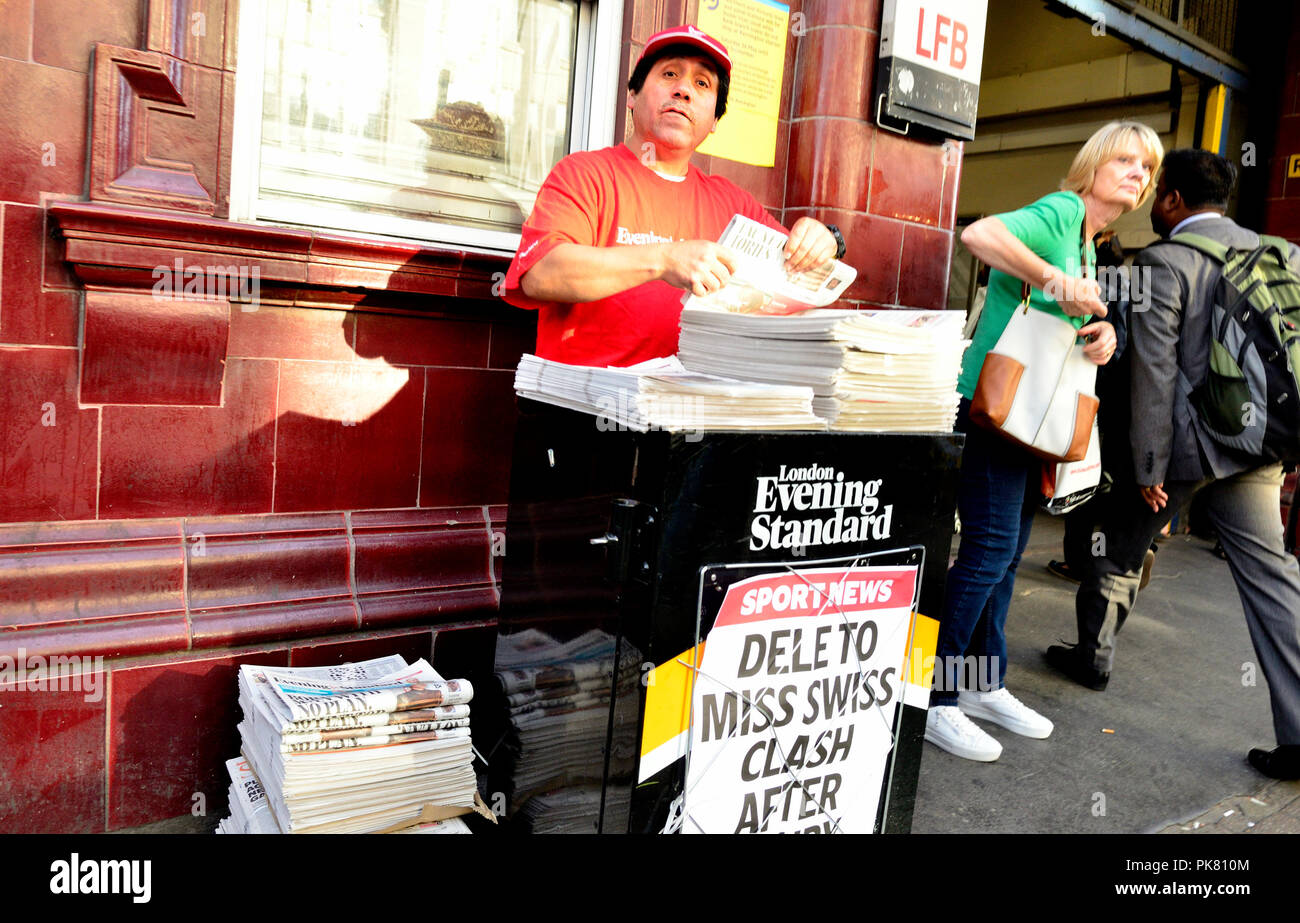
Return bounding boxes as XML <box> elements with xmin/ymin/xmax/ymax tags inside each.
<box><xmin>1049</xmin><ymin>0</ymin><xmax>1249</xmax><ymax>91</ymax></box>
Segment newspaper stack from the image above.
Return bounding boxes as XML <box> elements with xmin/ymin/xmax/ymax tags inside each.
<box><xmin>679</xmin><ymin>308</ymin><xmax>968</xmax><ymax>432</ymax></box>
<box><xmin>516</xmin><ymin>785</ymin><xmax>632</xmax><ymax>835</ymax></box>
<box><xmin>825</xmin><ymin>310</ymin><xmax>968</xmax><ymax>431</ymax></box>
<box><xmin>215</xmin><ymin>755</ymin><xmax>470</xmax><ymax>835</ymax></box>
<box><xmin>228</xmin><ymin>655</ymin><xmax>477</xmax><ymax>834</ymax></box>
<box><xmin>483</xmin><ymin>630</ymin><xmax>640</xmax><ymax>830</ymax></box>
<box><xmin>515</xmin><ymin>353</ymin><xmax>824</xmax><ymax>432</ymax></box>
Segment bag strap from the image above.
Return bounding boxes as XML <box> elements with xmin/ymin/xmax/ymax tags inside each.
<box><xmin>1018</xmin><ymin>221</ymin><xmax>1093</xmax><ymax>315</ymax></box>
<box><xmin>1168</xmin><ymin>231</ymin><xmax>1230</xmax><ymax>263</ymax></box>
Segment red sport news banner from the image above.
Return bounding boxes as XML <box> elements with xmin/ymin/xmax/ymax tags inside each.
<box><xmin>683</xmin><ymin>564</ymin><xmax>919</xmax><ymax>834</ymax></box>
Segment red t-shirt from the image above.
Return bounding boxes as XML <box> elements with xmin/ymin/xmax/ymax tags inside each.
<box><xmin>502</xmin><ymin>144</ymin><xmax>787</xmax><ymax>367</ymax></box>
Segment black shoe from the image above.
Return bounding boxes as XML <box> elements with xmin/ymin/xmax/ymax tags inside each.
<box><xmin>1046</xmin><ymin>560</ymin><xmax>1080</xmax><ymax>584</ymax></box>
<box><xmin>1044</xmin><ymin>643</ymin><xmax>1109</xmax><ymax>691</ymax></box>
<box><xmin>1247</xmin><ymin>745</ymin><xmax>1300</xmax><ymax>780</ymax></box>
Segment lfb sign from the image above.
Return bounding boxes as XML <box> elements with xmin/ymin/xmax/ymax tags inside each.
<box><xmin>876</xmin><ymin>0</ymin><xmax>988</xmax><ymax>139</ymax></box>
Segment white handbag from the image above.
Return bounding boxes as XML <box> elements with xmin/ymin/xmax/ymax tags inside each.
<box><xmin>970</xmin><ymin>296</ymin><xmax>1099</xmax><ymax>464</ymax></box>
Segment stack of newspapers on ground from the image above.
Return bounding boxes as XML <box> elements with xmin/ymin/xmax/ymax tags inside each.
<box><xmin>514</xmin><ymin>353</ymin><xmax>825</xmax><ymax>432</ymax></box>
<box><xmin>487</xmin><ymin>629</ymin><xmax>638</xmax><ymax>833</ymax></box>
<box><xmin>678</xmin><ymin>307</ymin><xmax>968</xmax><ymax>432</ymax></box>
<box><xmin>222</xmin><ymin>655</ymin><xmax>477</xmax><ymax>834</ymax></box>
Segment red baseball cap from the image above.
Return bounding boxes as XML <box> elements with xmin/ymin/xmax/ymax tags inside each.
<box><xmin>637</xmin><ymin>25</ymin><xmax>732</xmax><ymax>77</ymax></box>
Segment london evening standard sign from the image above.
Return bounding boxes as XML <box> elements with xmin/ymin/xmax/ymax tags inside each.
<box><xmin>876</xmin><ymin>0</ymin><xmax>988</xmax><ymax>139</ymax></box>
<box><xmin>749</xmin><ymin>464</ymin><xmax>894</xmax><ymax>551</ymax></box>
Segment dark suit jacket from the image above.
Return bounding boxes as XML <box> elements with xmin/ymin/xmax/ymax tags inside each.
<box><xmin>1129</xmin><ymin>215</ymin><xmax>1300</xmax><ymax>484</ymax></box>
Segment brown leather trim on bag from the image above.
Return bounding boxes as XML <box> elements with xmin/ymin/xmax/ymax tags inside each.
<box><xmin>970</xmin><ymin>354</ymin><xmax>1025</xmax><ymax>429</ymax></box>
<box><xmin>1061</xmin><ymin>393</ymin><xmax>1100</xmax><ymax>462</ymax></box>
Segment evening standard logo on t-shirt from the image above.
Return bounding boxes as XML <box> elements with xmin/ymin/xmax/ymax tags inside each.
<box><xmin>616</xmin><ymin>227</ymin><xmax>677</xmax><ymax>245</ymax></box>
<box><xmin>750</xmin><ymin>465</ymin><xmax>894</xmax><ymax>551</ymax></box>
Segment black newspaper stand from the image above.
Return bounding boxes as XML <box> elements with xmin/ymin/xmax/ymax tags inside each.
<box><xmin>476</xmin><ymin>400</ymin><xmax>962</xmax><ymax>834</ymax></box>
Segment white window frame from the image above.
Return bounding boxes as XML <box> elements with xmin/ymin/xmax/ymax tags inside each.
<box><xmin>228</xmin><ymin>0</ymin><xmax>624</xmax><ymax>254</ymax></box>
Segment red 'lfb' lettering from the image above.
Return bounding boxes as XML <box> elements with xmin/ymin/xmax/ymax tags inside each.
<box><xmin>914</xmin><ymin>8</ymin><xmax>969</xmax><ymax>70</ymax></box>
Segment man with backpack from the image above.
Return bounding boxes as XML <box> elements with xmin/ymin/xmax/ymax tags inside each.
<box><xmin>1045</xmin><ymin>148</ymin><xmax>1300</xmax><ymax>780</ymax></box>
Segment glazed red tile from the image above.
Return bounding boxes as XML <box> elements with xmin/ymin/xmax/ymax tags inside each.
<box><xmin>1264</xmin><ymin>197</ymin><xmax>1300</xmax><ymax>239</ymax></box>
<box><xmin>354</xmin><ymin>313</ymin><xmax>491</xmax><ymax>368</ymax></box>
<box><xmin>289</xmin><ymin>630</ymin><xmax>435</xmax><ymax>668</ymax></box>
<box><xmin>107</xmin><ymin>648</ymin><xmax>289</xmax><ymax>830</ymax></box>
<box><xmin>0</xmin><ymin>59</ymin><xmax>89</xmax><ymax>205</ymax></box>
<box><xmin>789</xmin><ymin>208</ymin><xmax>902</xmax><ymax>304</ymax></box>
<box><xmin>788</xmin><ymin>118</ymin><xmax>871</xmax><ymax>212</ymax></box>
<box><xmin>420</xmin><ymin>369</ymin><xmax>518</xmax><ymax>507</ymax></box>
<box><xmin>227</xmin><ymin>304</ymin><xmax>356</xmax><ymax>362</ymax></box>
<box><xmin>870</xmin><ymin>129</ymin><xmax>945</xmax><ymax>226</ymax></box>
<box><xmin>43</xmin><ymin>200</ymin><xmax>81</xmax><ymax>289</ymax></box>
<box><xmin>191</xmin><ymin>600</ymin><xmax>359</xmax><ymax>649</ymax></box>
<box><xmin>0</xmin><ymin>679</ymin><xmax>106</xmax><ymax>833</ymax></box>
<box><xmin>184</xmin><ymin>513</ymin><xmax>352</xmax><ymax>642</ymax></box>
<box><xmin>0</xmin><ymin>518</ymin><xmax>185</xmax><ymax>634</ymax></box>
<box><xmin>99</xmin><ymin>358</ymin><xmax>278</xmax><ymax>518</ymax></box>
<box><xmin>1</xmin><ymin>204</ymin><xmax>78</xmax><ymax>345</ymax></box>
<box><xmin>0</xmin><ymin>0</ymin><xmax>31</xmax><ymax>59</ymax></box>
<box><xmin>0</xmin><ymin>347</ymin><xmax>97</xmax><ymax>523</ymax></box>
<box><xmin>33</xmin><ymin>0</ymin><xmax>141</xmax><ymax>71</ymax></box>
<box><xmin>90</xmin><ymin>51</ymin><xmax>223</xmax><ymax>214</ymax></box>
<box><xmin>800</xmin><ymin>0</ymin><xmax>882</xmax><ymax>28</ymax></box>
<box><xmin>359</xmin><ymin>585</ymin><xmax>498</xmax><ymax>631</ymax></box>
<box><xmin>794</xmin><ymin>27</ymin><xmax>875</xmax><ymax>120</ymax></box>
<box><xmin>4</xmin><ymin>615</ymin><xmax>191</xmax><ymax>661</ymax></box>
<box><xmin>898</xmin><ymin>224</ymin><xmax>953</xmax><ymax>310</ymax></box>
<box><xmin>352</xmin><ymin>508</ymin><xmax>492</xmax><ymax>596</ymax></box>
<box><xmin>146</xmin><ymin>0</ymin><xmax>227</xmax><ymax>71</ymax></box>
<box><xmin>940</xmin><ymin>141</ymin><xmax>964</xmax><ymax>230</ymax></box>
<box><xmin>488</xmin><ymin>318</ymin><xmax>539</xmax><ymax>370</ymax></box>
<box><xmin>706</xmin><ymin>119</ymin><xmax>791</xmax><ymax>213</ymax></box>
<box><xmin>81</xmin><ymin>289</ymin><xmax>229</xmax><ymax>405</ymax></box>
<box><xmin>273</xmin><ymin>359</ymin><xmax>425</xmax><ymax>512</ymax></box>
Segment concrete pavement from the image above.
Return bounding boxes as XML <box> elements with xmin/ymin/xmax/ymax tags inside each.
<box><xmin>911</xmin><ymin>509</ymin><xmax>1300</xmax><ymax>834</ymax></box>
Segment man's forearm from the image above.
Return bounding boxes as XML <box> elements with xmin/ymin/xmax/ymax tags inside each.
<box><xmin>519</xmin><ymin>243</ymin><xmax>669</xmax><ymax>303</ymax></box>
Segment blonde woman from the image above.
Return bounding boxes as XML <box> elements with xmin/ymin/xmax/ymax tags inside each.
<box><xmin>926</xmin><ymin>121</ymin><xmax>1165</xmax><ymax>762</ymax></box>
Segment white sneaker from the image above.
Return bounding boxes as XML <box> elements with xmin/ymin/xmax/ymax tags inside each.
<box><xmin>924</xmin><ymin>705</ymin><xmax>1002</xmax><ymax>761</ymax></box>
<box><xmin>958</xmin><ymin>688</ymin><xmax>1054</xmax><ymax>739</ymax></box>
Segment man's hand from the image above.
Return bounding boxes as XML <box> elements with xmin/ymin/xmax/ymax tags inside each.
<box><xmin>1139</xmin><ymin>483</ymin><xmax>1168</xmax><ymax>512</ymax></box>
<box><xmin>1079</xmin><ymin>320</ymin><xmax>1117</xmax><ymax>365</ymax></box>
<box><xmin>660</xmin><ymin>240</ymin><xmax>738</xmax><ymax>296</ymax></box>
<box><xmin>783</xmin><ymin>218</ymin><xmax>838</xmax><ymax>274</ymax></box>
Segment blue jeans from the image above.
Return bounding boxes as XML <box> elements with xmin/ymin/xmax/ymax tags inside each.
<box><xmin>932</xmin><ymin>399</ymin><xmax>1040</xmax><ymax>706</ymax></box>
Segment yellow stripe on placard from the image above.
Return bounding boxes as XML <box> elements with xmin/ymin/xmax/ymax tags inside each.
<box><xmin>640</xmin><ymin>642</ymin><xmax>705</xmax><ymax>759</ymax></box>
<box><xmin>905</xmin><ymin>612</ymin><xmax>940</xmax><ymax>688</ymax></box>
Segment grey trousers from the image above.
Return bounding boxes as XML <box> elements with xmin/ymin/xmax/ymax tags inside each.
<box><xmin>1075</xmin><ymin>463</ymin><xmax>1300</xmax><ymax>745</ymax></box>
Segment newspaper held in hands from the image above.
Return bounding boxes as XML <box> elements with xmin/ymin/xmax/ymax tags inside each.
<box><xmin>683</xmin><ymin>215</ymin><xmax>858</xmax><ymax>315</ymax></box>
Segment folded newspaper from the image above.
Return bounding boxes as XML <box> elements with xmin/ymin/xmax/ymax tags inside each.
<box><xmin>681</xmin><ymin>214</ymin><xmax>858</xmax><ymax>315</ymax></box>
<box><xmin>219</xmin><ymin>655</ymin><xmax>479</xmax><ymax>834</ymax></box>
<box><xmin>514</xmin><ymin>354</ymin><xmax>825</xmax><ymax>431</ymax></box>
<box><xmin>678</xmin><ymin>308</ymin><xmax>969</xmax><ymax>432</ymax></box>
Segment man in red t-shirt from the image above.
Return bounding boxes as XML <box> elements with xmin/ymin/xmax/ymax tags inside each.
<box><xmin>502</xmin><ymin>25</ymin><xmax>845</xmax><ymax>368</ymax></box>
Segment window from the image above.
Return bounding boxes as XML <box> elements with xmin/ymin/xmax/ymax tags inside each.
<box><xmin>229</xmin><ymin>0</ymin><xmax>622</xmax><ymax>251</ymax></box>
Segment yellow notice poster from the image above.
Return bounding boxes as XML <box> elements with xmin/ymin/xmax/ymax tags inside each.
<box><xmin>696</xmin><ymin>0</ymin><xmax>789</xmax><ymax>167</ymax></box>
